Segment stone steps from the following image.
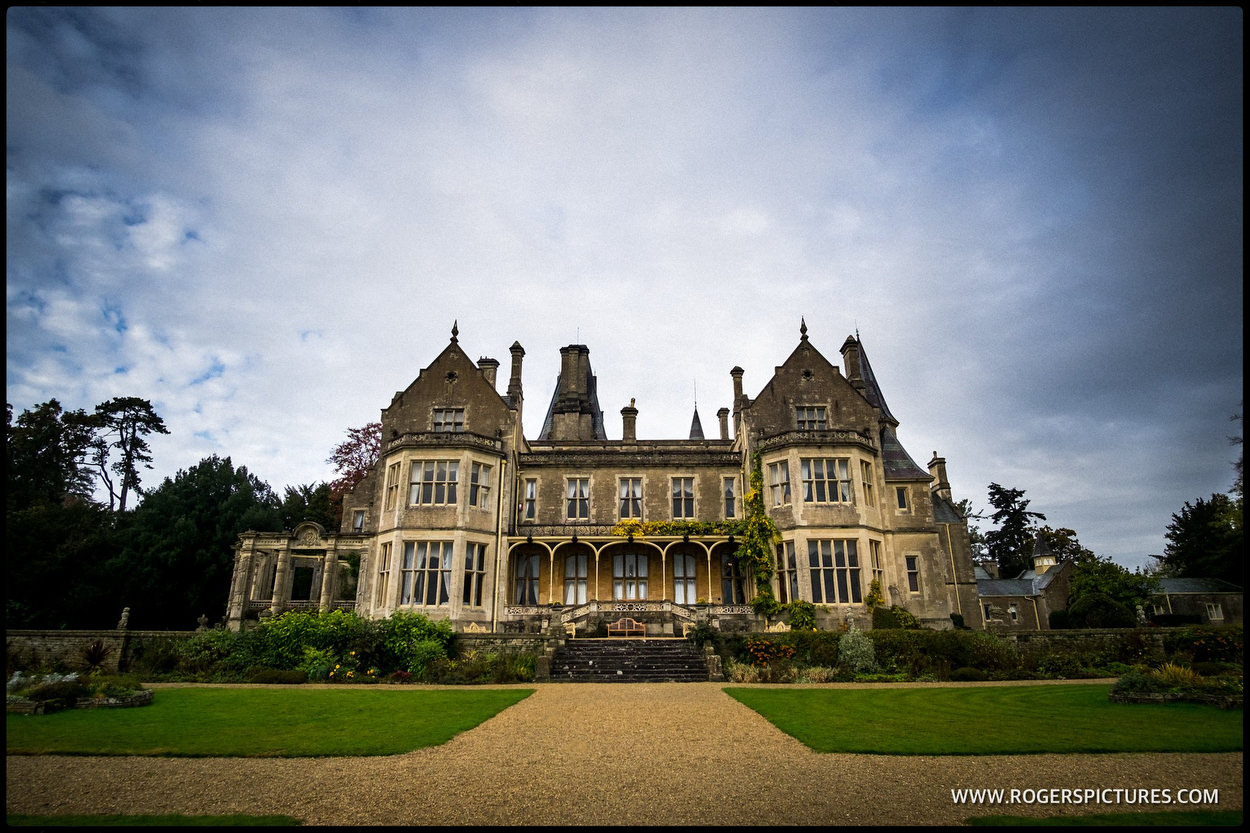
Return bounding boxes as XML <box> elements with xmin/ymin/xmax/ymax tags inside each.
<box><xmin>551</xmin><ymin>638</ymin><xmax>710</xmax><ymax>683</ymax></box>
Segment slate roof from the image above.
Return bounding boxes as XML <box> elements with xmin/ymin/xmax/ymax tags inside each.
<box><xmin>932</xmin><ymin>492</ymin><xmax>965</xmax><ymax>524</ymax></box>
<box><xmin>1157</xmin><ymin>577</ymin><xmax>1243</xmax><ymax>594</ymax></box>
<box><xmin>689</xmin><ymin>407</ymin><xmax>705</xmax><ymax>440</ymax></box>
<box><xmin>849</xmin><ymin>336</ymin><xmax>897</xmax><ymax>425</ymax></box>
<box><xmin>537</xmin><ymin>361</ymin><xmax>608</xmax><ymax>441</ymax></box>
<box><xmin>977</xmin><ymin>563</ymin><xmax>1067</xmax><ymax>598</ymax></box>
<box><xmin>880</xmin><ymin>425</ymin><xmax>930</xmax><ymax>480</ymax></box>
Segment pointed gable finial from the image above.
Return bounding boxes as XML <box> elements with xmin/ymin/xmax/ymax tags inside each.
<box><xmin>799</xmin><ymin>317</ymin><xmax>808</xmax><ymax>341</ymax></box>
<box><xmin>451</xmin><ymin>320</ymin><xmax>459</xmax><ymax>343</ymax></box>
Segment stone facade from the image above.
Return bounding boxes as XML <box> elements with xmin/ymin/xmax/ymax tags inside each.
<box><xmin>225</xmin><ymin>321</ymin><xmax>981</xmax><ymax>633</ymax></box>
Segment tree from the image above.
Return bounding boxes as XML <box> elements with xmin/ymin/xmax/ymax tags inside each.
<box><xmin>955</xmin><ymin>498</ymin><xmax>988</xmax><ymax>562</ymax></box>
<box><xmin>1037</xmin><ymin>526</ymin><xmax>1095</xmax><ymax>563</ymax></box>
<box><xmin>6</xmin><ymin>500</ymin><xmax>121</xmax><ymax>628</ymax></box>
<box><xmin>1158</xmin><ymin>493</ymin><xmax>1242</xmax><ymax>586</ymax></box>
<box><xmin>280</xmin><ymin>482</ymin><xmax>338</xmax><ymax>530</ymax></box>
<box><xmin>1066</xmin><ymin>549</ymin><xmax>1160</xmax><ymax>628</ymax></box>
<box><xmin>113</xmin><ymin>456</ymin><xmax>283</xmax><ymax>629</ymax></box>
<box><xmin>327</xmin><ymin>422</ymin><xmax>381</xmax><ymax>499</ymax></box>
<box><xmin>6</xmin><ymin>400</ymin><xmax>97</xmax><ymax>511</ymax></box>
<box><xmin>89</xmin><ymin>396</ymin><xmax>170</xmax><ymax>512</ymax></box>
<box><xmin>983</xmin><ymin>483</ymin><xmax>1045</xmax><ymax>579</ymax></box>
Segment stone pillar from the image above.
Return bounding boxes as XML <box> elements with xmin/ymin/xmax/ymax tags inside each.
<box><xmin>271</xmin><ymin>545</ymin><xmax>292</xmax><ymax>616</ymax></box>
<box><xmin>319</xmin><ymin>544</ymin><xmax>340</xmax><ymax>612</ymax></box>
<box><xmin>227</xmin><ymin>540</ymin><xmax>256</xmax><ymax>630</ymax></box>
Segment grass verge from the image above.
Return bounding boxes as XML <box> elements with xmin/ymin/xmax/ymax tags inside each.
<box><xmin>724</xmin><ymin>684</ymin><xmax>1243</xmax><ymax>754</ymax></box>
<box><xmin>6</xmin><ymin>687</ymin><xmax>533</xmax><ymax>757</ymax></box>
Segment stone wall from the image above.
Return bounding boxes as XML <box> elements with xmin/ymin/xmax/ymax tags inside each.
<box><xmin>6</xmin><ymin>629</ymin><xmax>197</xmax><ymax>674</ymax></box>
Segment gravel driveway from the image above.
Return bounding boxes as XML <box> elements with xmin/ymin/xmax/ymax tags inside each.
<box><xmin>6</xmin><ymin>681</ymin><xmax>1243</xmax><ymax>826</ymax></box>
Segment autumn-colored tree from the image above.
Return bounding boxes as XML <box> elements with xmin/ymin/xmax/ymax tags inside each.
<box><xmin>327</xmin><ymin>422</ymin><xmax>382</xmax><ymax>499</ymax></box>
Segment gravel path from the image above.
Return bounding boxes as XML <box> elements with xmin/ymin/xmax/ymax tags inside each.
<box><xmin>6</xmin><ymin>681</ymin><xmax>1243</xmax><ymax>826</ymax></box>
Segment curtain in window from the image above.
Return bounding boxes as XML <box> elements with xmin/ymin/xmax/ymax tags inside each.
<box><xmin>564</xmin><ymin>553</ymin><xmax>588</xmax><ymax>605</ymax></box>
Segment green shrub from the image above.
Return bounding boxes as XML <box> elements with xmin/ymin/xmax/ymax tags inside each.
<box><xmin>246</xmin><ymin>668</ymin><xmax>308</xmax><ymax>684</ymax></box>
<box><xmin>950</xmin><ymin>666</ymin><xmax>987</xmax><ymax>682</ymax></box>
<box><xmin>744</xmin><ymin>635</ymin><xmax>797</xmax><ymax>668</ymax></box>
<box><xmin>127</xmin><ymin>638</ymin><xmax>184</xmax><ymax>676</ymax></box>
<box><xmin>1068</xmin><ymin>591</ymin><xmax>1135</xmax><ymax>628</ymax></box>
<box><xmin>837</xmin><ymin>628</ymin><xmax>877</xmax><ymax>674</ymax></box>
<box><xmin>1048</xmin><ymin>609</ymin><xmax>1072</xmax><ymax>630</ymax></box>
<box><xmin>872</xmin><ymin>605</ymin><xmax>921</xmax><ymax>630</ymax></box>
<box><xmin>296</xmin><ymin>646</ymin><xmax>337</xmax><ymax>681</ymax></box>
<box><xmin>19</xmin><ymin>678</ymin><xmax>90</xmax><ymax>709</ymax></box>
<box><xmin>786</xmin><ymin>629</ymin><xmax>841</xmax><ymax>667</ymax></box>
<box><xmin>784</xmin><ymin>600</ymin><xmax>817</xmax><ymax>631</ymax></box>
<box><xmin>1164</xmin><ymin>625</ymin><xmax>1242</xmax><ymax>664</ymax></box>
<box><xmin>380</xmin><ymin>611</ymin><xmax>455</xmax><ymax>673</ymax></box>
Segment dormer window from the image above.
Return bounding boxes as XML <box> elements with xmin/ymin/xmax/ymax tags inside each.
<box><xmin>795</xmin><ymin>406</ymin><xmax>827</xmax><ymax>430</ymax></box>
<box><xmin>433</xmin><ymin>408</ymin><xmax>464</xmax><ymax>432</ymax></box>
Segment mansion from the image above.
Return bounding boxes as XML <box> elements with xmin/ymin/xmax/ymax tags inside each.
<box><xmin>225</xmin><ymin>321</ymin><xmax>982</xmax><ymax>634</ymax></box>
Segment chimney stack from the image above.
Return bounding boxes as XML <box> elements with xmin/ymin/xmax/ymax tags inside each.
<box><xmin>717</xmin><ymin>407</ymin><xmax>730</xmax><ymax>441</ymax></box>
<box><xmin>621</xmin><ymin>399</ymin><xmax>638</xmax><ymax>442</ymax></box>
<box><xmin>477</xmin><ymin>357</ymin><xmax>499</xmax><ymax>389</ymax></box>
<box><xmin>928</xmin><ymin>451</ymin><xmax>951</xmax><ymax>501</ymax></box>
<box><xmin>507</xmin><ymin>342</ymin><xmax>525</xmax><ymax>408</ymax></box>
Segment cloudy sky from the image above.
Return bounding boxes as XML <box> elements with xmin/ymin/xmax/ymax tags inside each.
<box><xmin>7</xmin><ymin>7</ymin><xmax>1242</xmax><ymax>571</ymax></box>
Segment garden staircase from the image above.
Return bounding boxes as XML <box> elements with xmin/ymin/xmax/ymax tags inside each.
<box><xmin>551</xmin><ymin>638</ymin><xmax>710</xmax><ymax>683</ymax></box>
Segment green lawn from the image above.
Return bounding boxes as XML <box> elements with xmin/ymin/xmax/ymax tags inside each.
<box><xmin>724</xmin><ymin>684</ymin><xmax>1243</xmax><ymax>755</ymax></box>
<box><xmin>6</xmin><ymin>687</ymin><xmax>533</xmax><ymax>757</ymax></box>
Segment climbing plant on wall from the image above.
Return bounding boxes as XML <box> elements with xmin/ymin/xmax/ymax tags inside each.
<box><xmin>737</xmin><ymin>452</ymin><xmax>781</xmax><ymax>618</ymax></box>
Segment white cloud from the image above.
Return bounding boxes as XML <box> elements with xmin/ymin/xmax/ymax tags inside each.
<box><xmin>6</xmin><ymin>7</ymin><xmax>1242</xmax><ymax>569</ymax></box>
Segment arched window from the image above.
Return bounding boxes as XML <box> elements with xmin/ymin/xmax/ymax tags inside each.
<box><xmin>514</xmin><ymin>553</ymin><xmax>540</xmax><ymax>605</ymax></box>
<box><xmin>613</xmin><ymin>551</ymin><xmax>649</xmax><ymax>600</ymax></box>
<box><xmin>564</xmin><ymin>553</ymin><xmax>588</xmax><ymax>605</ymax></box>
<box><xmin>673</xmin><ymin>553</ymin><xmax>697</xmax><ymax>604</ymax></box>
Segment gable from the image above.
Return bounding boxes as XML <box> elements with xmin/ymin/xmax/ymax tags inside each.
<box><xmin>743</xmin><ymin>336</ymin><xmax>877</xmax><ymax>437</ymax></box>
<box><xmin>381</xmin><ymin>339</ymin><xmax>513</xmax><ymax>438</ymax></box>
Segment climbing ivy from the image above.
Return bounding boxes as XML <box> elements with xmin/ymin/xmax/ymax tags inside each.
<box><xmin>738</xmin><ymin>452</ymin><xmax>781</xmax><ymax>618</ymax></box>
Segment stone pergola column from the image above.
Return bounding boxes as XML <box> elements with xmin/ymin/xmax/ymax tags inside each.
<box><xmin>319</xmin><ymin>543</ymin><xmax>340</xmax><ymax>612</ymax></box>
<box><xmin>270</xmin><ymin>543</ymin><xmax>293</xmax><ymax>615</ymax></box>
<box><xmin>227</xmin><ymin>538</ymin><xmax>257</xmax><ymax>629</ymax></box>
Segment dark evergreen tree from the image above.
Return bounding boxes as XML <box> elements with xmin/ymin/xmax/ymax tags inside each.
<box><xmin>1160</xmin><ymin>493</ymin><xmax>1242</xmax><ymax>586</ymax></box>
<box><xmin>280</xmin><ymin>482</ymin><xmax>338</xmax><ymax>530</ymax></box>
<box><xmin>983</xmin><ymin>483</ymin><xmax>1045</xmax><ymax>579</ymax></box>
<box><xmin>114</xmin><ymin>455</ymin><xmax>283</xmax><ymax>629</ymax></box>
<box><xmin>89</xmin><ymin>396</ymin><xmax>169</xmax><ymax>512</ymax></box>
<box><xmin>5</xmin><ymin>501</ymin><xmax>122</xmax><ymax>628</ymax></box>
<box><xmin>6</xmin><ymin>400</ymin><xmax>97</xmax><ymax>511</ymax></box>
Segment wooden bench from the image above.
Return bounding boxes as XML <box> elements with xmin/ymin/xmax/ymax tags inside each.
<box><xmin>607</xmin><ymin>617</ymin><xmax>645</xmax><ymax>637</ymax></box>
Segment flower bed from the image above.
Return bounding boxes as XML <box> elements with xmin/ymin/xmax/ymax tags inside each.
<box><xmin>6</xmin><ymin>689</ymin><xmax>154</xmax><ymax>715</ymax></box>
<box><xmin>1108</xmin><ymin>690</ymin><xmax>1241</xmax><ymax>710</ymax></box>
